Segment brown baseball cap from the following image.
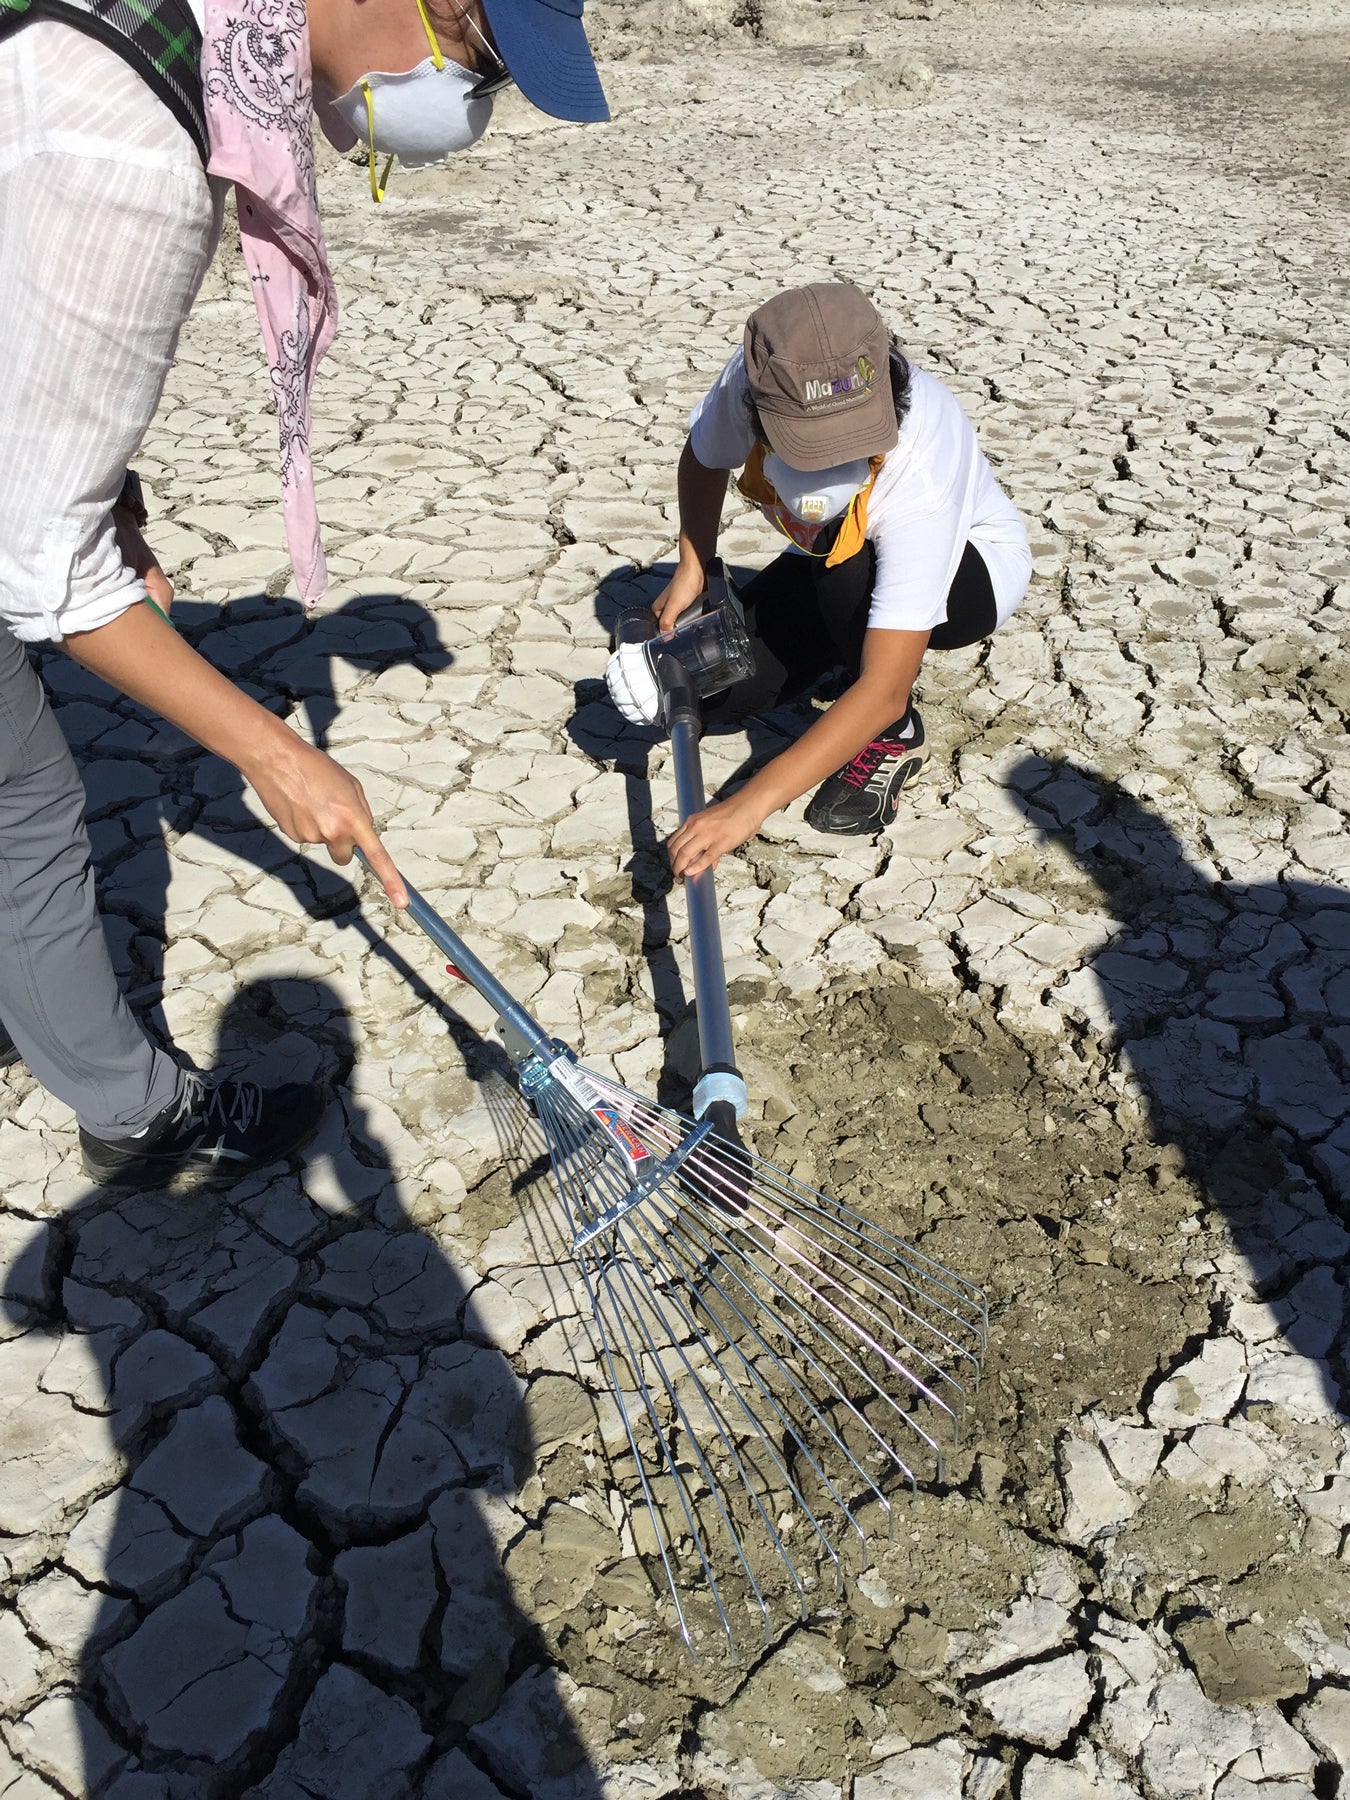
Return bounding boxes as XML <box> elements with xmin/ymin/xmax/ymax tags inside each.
<box><xmin>742</xmin><ymin>282</ymin><xmax>896</xmax><ymax>472</ymax></box>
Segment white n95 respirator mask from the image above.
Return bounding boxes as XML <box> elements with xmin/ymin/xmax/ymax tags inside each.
<box><xmin>314</xmin><ymin>60</ymin><xmax>494</xmax><ymax>166</ymax></box>
<box><xmin>763</xmin><ymin>452</ymin><xmax>871</xmax><ymax>526</ymax></box>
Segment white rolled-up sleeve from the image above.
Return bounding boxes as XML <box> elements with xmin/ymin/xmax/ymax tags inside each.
<box><xmin>0</xmin><ymin>24</ymin><xmax>218</xmax><ymax>643</ymax></box>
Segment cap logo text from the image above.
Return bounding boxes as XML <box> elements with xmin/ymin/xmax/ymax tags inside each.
<box><xmin>802</xmin><ymin>355</ymin><xmax>875</xmax><ymax>404</ymax></box>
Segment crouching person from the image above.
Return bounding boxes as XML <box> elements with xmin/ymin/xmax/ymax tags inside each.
<box><xmin>610</xmin><ymin>282</ymin><xmax>1030</xmax><ymax>877</ymax></box>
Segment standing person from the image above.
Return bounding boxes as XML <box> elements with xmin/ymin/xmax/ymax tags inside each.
<box><xmin>0</xmin><ymin>0</ymin><xmax>607</xmax><ymax>1185</ymax></box>
<box><xmin>607</xmin><ymin>283</ymin><xmax>1031</xmax><ymax>875</ymax></box>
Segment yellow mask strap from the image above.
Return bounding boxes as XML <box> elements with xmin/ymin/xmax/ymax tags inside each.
<box><xmin>362</xmin><ymin>82</ymin><xmax>395</xmax><ymax>203</ymax></box>
<box><xmin>412</xmin><ymin>0</ymin><xmax>447</xmax><ymax>68</ymax></box>
<box><xmin>768</xmin><ymin>510</ymin><xmax>827</xmax><ymax>558</ymax></box>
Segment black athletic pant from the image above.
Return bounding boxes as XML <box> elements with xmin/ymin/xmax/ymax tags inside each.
<box><xmin>704</xmin><ymin>536</ymin><xmax>996</xmax><ymax>727</ymax></box>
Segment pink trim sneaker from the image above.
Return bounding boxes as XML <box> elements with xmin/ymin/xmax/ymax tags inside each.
<box><xmin>804</xmin><ymin>709</ymin><xmax>929</xmax><ymax>835</ymax></box>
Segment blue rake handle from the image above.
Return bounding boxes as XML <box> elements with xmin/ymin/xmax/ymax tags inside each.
<box><xmin>355</xmin><ymin>847</ymin><xmax>553</xmax><ymax>1062</ymax></box>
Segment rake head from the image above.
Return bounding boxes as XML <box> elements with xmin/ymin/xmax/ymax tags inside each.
<box><xmin>516</xmin><ymin>1046</ymin><xmax>987</xmax><ymax>1658</ymax></box>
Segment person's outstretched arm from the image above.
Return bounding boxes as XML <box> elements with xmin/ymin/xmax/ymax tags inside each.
<box><xmin>667</xmin><ymin>625</ymin><xmax>929</xmax><ymax>878</ymax></box>
<box><xmin>65</xmin><ymin>603</ymin><xmax>408</xmax><ymax>908</ymax></box>
<box><xmin>652</xmin><ymin>438</ymin><xmax>733</xmax><ymax>631</ymax></box>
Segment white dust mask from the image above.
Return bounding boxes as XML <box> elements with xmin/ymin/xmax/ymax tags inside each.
<box><xmin>763</xmin><ymin>453</ymin><xmax>872</xmax><ymax>526</ymax></box>
<box><xmin>315</xmin><ymin>59</ymin><xmax>494</xmax><ymax>167</ymax></box>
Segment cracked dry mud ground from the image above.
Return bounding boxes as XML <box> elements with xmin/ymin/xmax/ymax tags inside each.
<box><xmin>2</xmin><ymin>0</ymin><xmax>1349</xmax><ymax>1795</ymax></box>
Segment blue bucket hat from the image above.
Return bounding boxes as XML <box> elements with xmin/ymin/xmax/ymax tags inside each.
<box><xmin>481</xmin><ymin>0</ymin><xmax>609</xmax><ymax>123</ymax></box>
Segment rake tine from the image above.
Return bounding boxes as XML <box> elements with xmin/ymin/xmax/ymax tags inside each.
<box><xmin>704</xmin><ymin>1226</ymin><xmax>948</xmax><ymax>1476</ymax></box>
<box><xmin>715</xmin><ymin>1200</ymin><xmax>964</xmax><ymax>1427</ymax></box>
<box><xmin>686</xmin><ymin>1161</ymin><xmax>970</xmax><ymax>1386</ymax></box>
<box><xmin>614</xmin><ymin>1100</ymin><xmax>987</xmax><ymax>1329</ymax></box>
<box><xmin>617</xmin><ymin>1202</ymin><xmax>842</xmax><ymax>1600</ymax></box>
<box><xmin>646</xmin><ymin>1179</ymin><xmax>918</xmax><ymax>1498</ymax></box>
<box><xmin>620</xmin><ymin>1194</ymin><xmax>871</xmax><ymax>1561</ymax></box>
<box><xmin>601</xmin><ymin>1102</ymin><xmax>985</xmax><ymax>1404</ymax></box>
<box><xmin>539</xmin><ymin>1073</ymin><xmax>947</xmax><ymax>1503</ymax></box>
<box><xmin>532</xmin><ymin>1080</ymin><xmax>892</xmax><ymax>1605</ymax></box>
<box><xmin>606</xmin><ymin>1095</ymin><xmax>988</xmax><ymax>1360</ymax></box>
<box><xmin>715</xmin><ymin>1160</ymin><xmax>987</xmax><ymax>1373</ymax></box>
<box><xmin>747</xmin><ymin>1218</ymin><xmax>976</xmax><ymax>1406</ymax></box>
<box><xmin>550</xmin><ymin>1082</ymin><xmax>860</xmax><ymax>1614</ymax></box>
<box><xmin>655</xmin><ymin>1174</ymin><xmax>935</xmax><ymax>1492</ymax></box>
<box><xmin>592</xmin><ymin>1235</ymin><xmax>760</xmax><ymax>1654</ymax></box>
<box><xmin>726</xmin><ymin>1146</ymin><xmax>988</xmax><ymax>1313</ymax></box>
<box><xmin>709</xmin><ymin>1153</ymin><xmax>986</xmax><ymax>1344</ymax></box>
<box><xmin>574</xmin><ymin>1255</ymin><xmax>698</xmax><ymax>1652</ymax></box>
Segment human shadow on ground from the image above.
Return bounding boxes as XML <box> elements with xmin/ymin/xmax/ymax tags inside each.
<box><xmin>36</xmin><ymin>592</ymin><xmax>465</xmax><ymax>1059</ymax></box>
<box><xmin>565</xmin><ymin>561</ymin><xmax>808</xmax><ymax>1107</ymax></box>
<box><xmin>1</xmin><ymin>979</ymin><xmax>606</xmax><ymax>1798</ymax></box>
<box><xmin>1009</xmin><ymin>755</ymin><xmax>1349</xmax><ymax>1418</ymax></box>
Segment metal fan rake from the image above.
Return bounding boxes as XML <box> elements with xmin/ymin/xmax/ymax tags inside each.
<box><xmin>523</xmin><ymin>1055</ymin><xmax>987</xmax><ymax>1652</ymax></box>
<box><xmin>359</xmin><ymin>864</ymin><xmax>985</xmax><ymax>1653</ymax></box>
<box><xmin>356</xmin><ymin>559</ymin><xmax>987</xmax><ymax>1653</ymax></box>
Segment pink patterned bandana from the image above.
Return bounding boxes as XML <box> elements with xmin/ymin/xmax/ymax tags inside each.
<box><xmin>201</xmin><ymin>0</ymin><xmax>337</xmax><ymax>605</ymax></box>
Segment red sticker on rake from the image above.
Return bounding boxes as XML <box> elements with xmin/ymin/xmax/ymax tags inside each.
<box><xmin>592</xmin><ymin>1107</ymin><xmax>652</xmax><ymax>1164</ymax></box>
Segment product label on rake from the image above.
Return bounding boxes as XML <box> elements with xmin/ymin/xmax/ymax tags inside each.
<box><xmin>549</xmin><ymin>1057</ymin><xmax>653</xmax><ymax>1171</ymax></box>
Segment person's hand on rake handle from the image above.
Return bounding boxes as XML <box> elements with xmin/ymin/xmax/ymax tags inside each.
<box><xmin>668</xmin><ymin>791</ymin><xmax>768</xmax><ymax>879</ymax></box>
<box><xmin>243</xmin><ymin>736</ymin><xmax>408</xmax><ymax>910</ymax></box>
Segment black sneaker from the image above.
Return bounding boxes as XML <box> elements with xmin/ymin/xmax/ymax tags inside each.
<box><xmin>804</xmin><ymin>708</ymin><xmax>930</xmax><ymax>835</ymax></box>
<box><xmin>80</xmin><ymin>1072</ymin><xmax>329</xmax><ymax>1189</ymax></box>
<box><xmin>0</xmin><ymin>1019</ymin><xmax>21</xmax><ymax>1071</ymax></box>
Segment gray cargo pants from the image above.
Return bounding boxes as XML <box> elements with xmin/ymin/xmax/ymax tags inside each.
<box><xmin>0</xmin><ymin>622</ymin><xmax>180</xmax><ymax>1137</ymax></box>
<box><xmin>0</xmin><ymin>24</ymin><xmax>218</xmax><ymax>1139</ymax></box>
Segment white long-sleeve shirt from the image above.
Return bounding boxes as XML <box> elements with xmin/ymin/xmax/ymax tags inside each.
<box><xmin>0</xmin><ymin>20</ymin><xmax>219</xmax><ymax>642</ymax></box>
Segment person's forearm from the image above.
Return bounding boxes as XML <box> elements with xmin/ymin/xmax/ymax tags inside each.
<box><xmin>735</xmin><ymin>677</ymin><xmax>917</xmax><ymax>822</ymax></box>
<box><xmin>65</xmin><ymin>602</ymin><xmax>302</xmax><ymax>785</ymax></box>
<box><xmin>735</xmin><ymin>625</ymin><xmax>929</xmax><ymax>823</ymax></box>
<box><xmin>65</xmin><ymin>598</ymin><xmax>408</xmax><ymax>907</ymax></box>
<box><xmin>675</xmin><ymin>438</ymin><xmax>731</xmax><ymax>577</ymax></box>
<box><xmin>665</xmin><ymin>627</ymin><xmax>927</xmax><ymax>880</ymax></box>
